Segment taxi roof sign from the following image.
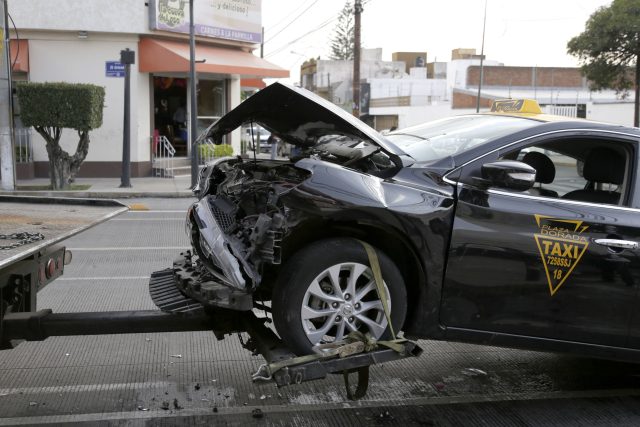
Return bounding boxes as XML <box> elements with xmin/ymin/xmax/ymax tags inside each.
<box><xmin>490</xmin><ymin>99</ymin><xmax>542</xmax><ymax>114</ymax></box>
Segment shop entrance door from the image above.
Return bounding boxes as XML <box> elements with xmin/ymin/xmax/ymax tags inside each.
<box><xmin>153</xmin><ymin>77</ymin><xmax>188</xmax><ymax>157</ymax></box>
<box><xmin>196</xmin><ymin>79</ymin><xmax>226</xmax><ymax>135</ymax></box>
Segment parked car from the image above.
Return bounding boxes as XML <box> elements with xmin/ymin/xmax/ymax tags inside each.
<box><xmin>185</xmin><ymin>83</ymin><xmax>640</xmax><ymax>361</ymax></box>
<box><xmin>242</xmin><ymin>125</ymin><xmax>271</xmax><ymax>153</ymax></box>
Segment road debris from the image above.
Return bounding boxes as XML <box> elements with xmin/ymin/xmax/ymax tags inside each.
<box><xmin>462</xmin><ymin>368</ymin><xmax>488</xmax><ymax>377</ymax></box>
<box><xmin>173</xmin><ymin>398</ymin><xmax>183</xmax><ymax>410</ymax></box>
<box><xmin>378</xmin><ymin>410</ymin><xmax>393</xmax><ymax>420</ymax></box>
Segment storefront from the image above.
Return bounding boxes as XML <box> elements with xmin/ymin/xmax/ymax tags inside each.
<box><xmin>138</xmin><ymin>36</ymin><xmax>286</xmax><ymax>160</ymax></box>
<box><xmin>7</xmin><ymin>0</ymin><xmax>287</xmax><ymax>178</ymax></box>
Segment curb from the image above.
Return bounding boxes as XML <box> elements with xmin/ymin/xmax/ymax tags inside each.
<box><xmin>0</xmin><ymin>191</ymin><xmax>194</xmax><ymax>199</ymax></box>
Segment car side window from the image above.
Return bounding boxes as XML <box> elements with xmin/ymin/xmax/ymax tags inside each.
<box><xmin>500</xmin><ymin>138</ymin><xmax>632</xmax><ymax>206</ymax></box>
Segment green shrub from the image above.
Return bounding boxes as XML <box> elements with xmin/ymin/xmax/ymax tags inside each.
<box><xmin>198</xmin><ymin>143</ymin><xmax>233</xmax><ymax>158</ymax></box>
<box><xmin>17</xmin><ymin>82</ymin><xmax>105</xmax><ymax>131</ymax></box>
<box><xmin>14</xmin><ymin>143</ymin><xmax>31</xmax><ymax>160</ymax></box>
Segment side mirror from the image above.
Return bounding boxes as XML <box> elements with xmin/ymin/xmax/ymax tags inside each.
<box><xmin>481</xmin><ymin>160</ymin><xmax>536</xmax><ymax>191</ymax></box>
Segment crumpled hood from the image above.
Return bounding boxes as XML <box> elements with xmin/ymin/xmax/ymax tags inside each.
<box><xmin>202</xmin><ymin>82</ymin><xmax>407</xmax><ymax>162</ymax></box>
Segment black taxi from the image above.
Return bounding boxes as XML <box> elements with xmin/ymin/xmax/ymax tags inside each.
<box><xmin>385</xmin><ymin>98</ymin><xmax>640</xmax><ymax>361</ymax></box>
<box><xmin>187</xmin><ymin>83</ymin><xmax>640</xmax><ymax>360</ymax></box>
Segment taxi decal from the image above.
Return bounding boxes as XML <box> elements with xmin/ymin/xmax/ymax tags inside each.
<box><xmin>491</xmin><ymin>99</ymin><xmax>543</xmax><ymax>114</ymax></box>
<box><xmin>534</xmin><ymin>215</ymin><xmax>589</xmax><ymax>296</ymax></box>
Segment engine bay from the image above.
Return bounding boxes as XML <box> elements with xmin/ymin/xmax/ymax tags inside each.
<box><xmin>187</xmin><ymin>127</ymin><xmax>400</xmax><ymax>300</ymax></box>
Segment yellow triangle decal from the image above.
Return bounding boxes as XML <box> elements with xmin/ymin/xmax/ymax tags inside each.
<box><xmin>534</xmin><ymin>234</ymin><xmax>589</xmax><ymax>296</ymax></box>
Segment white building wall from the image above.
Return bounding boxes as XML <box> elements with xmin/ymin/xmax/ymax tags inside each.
<box><xmin>27</xmin><ymin>34</ymin><xmax>144</xmax><ymax>164</ymax></box>
<box><xmin>229</xmin><ymin>77</ymin><xmax>242</xmax><ymax>154</ymax></box>
<box><xmin>8</xmin><ymin>0</ymin><xmax>148</xmax><ymax>34</ymax></box>
<box><xmin>587</xmin><ymin>102</ymin><xmax>636</xmax><ymax>127</ymax></box>
<box><xmin>135</xmin><ymin>72</ymin><xmax>151</xmax><ymax>162</ymax></box>
<box><xmin>369</xmin><ymin>78</ymin><xmax>447</xmax><ymax>104</ymax></box>
<box><xmin>315</xmin><ymin>61</ymin><xmax>352</xmax><ymax>88</ymax></box>
<box><xmin>370</xmin><ymin>103</ymin><xmax>475</xmax><ymax>129</ymax></box>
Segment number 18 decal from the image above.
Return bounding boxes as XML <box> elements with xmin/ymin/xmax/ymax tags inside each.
<box><xmin>534</xmin><ymin>215</ymin><xmax>589</xmax><ymax>296</ymax></box>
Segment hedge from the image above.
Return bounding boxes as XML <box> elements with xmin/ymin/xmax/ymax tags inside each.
<box><xmin>17</xmin><ymin>82</ymin><xmax>105</xmax><ymax>131</ymax></box>
<box><xmin>198</xmin><ymin>143</ymin><xmax>234</xmax><ymax>158</ymax></box>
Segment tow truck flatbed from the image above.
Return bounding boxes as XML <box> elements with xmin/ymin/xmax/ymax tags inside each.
<box><xmin>0</xmin><ymin>195</ymin><xmax>128</xmax><ymax>269</ymax></box>
<box><xmin>0</xmin><ymin>195</ymin><xmax>128</xmax><ymax>345</ymax></box>
<box><xmin>0</xmin><ymin>196</ymin><xmax>421</xmax><ymax>398</ymax></box>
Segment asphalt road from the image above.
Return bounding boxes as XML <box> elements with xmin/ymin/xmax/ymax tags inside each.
<box><xmin>0</xmin><ymin>197</ymin><xmax>639</xmax><ymax>426</ymax></box>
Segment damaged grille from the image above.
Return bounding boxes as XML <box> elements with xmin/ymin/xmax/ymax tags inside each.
<box><xmin>208</xmin><ymin>196</ymin><xmax>237</xmax><ymax>233</ymax></box>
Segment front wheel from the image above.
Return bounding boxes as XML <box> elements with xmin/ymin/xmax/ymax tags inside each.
<box><xmin>272</xmin><ymin>238</ymin><xmax>407</xmax><ymax>355</ymax></box>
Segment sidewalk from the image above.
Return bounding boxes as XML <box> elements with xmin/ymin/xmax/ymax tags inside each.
<box><xmin>3</xmin><ymin>176</ymin><xmax>195</xmax><ymax>199</ymax></box>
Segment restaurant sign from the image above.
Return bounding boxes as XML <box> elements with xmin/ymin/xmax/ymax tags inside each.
<box><xmin>149</xmin><ymin>0</ymin><xmax>262</xmax><ymax>44</ymax></box>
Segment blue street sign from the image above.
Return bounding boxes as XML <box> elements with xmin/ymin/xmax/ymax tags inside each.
<box><xmin>106</xmin><ymin>61</ymin><xmax>126</xmax><ymax>77</ymax></box>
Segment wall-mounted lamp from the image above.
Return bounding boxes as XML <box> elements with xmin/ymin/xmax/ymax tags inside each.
<box><xmin>77</xmin><ymin>31</ymin><xmax>89</xmax><ymax>39</ymax></box>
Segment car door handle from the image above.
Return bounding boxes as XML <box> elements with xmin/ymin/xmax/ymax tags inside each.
<box><xmin>593</xmin><ymin>239</ymin><xmax>639</xmax><ymax>250</ymax></box>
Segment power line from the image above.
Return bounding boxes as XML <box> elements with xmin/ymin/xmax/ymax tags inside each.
<box><xmin>265</xmin><ymin>0</ymin><xmax>314</xmax><ymax>33</ymax></box>
<box><xmin>265</xmin><ymin>15</ymin><xmax>336</xmax><ymax>58</ymax></box>
<box><xmin>264</xmin><ymin>0</ymin><xmax>376</xmax><ymax>60</ymax></box>
<box><xmin>264</xmin><ymin>0</ymin><xmax>320</xmax><ymax>44</ymax></box>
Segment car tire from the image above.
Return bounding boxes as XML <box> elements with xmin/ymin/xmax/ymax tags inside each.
<box><xmin>272</xmin><ymin>238</ymin><xmax>407</xmax><ymax>355</ymax></box>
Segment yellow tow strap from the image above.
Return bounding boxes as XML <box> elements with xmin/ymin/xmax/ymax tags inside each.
<box><xmin>253</xmin><ymin>239</ymin><xmax>404</xmax><ymax>400</ymax></box>
<box><xmin>359</xmin><ymin>240</ymin><xmax>397</xmax><ymax>340</ymax></box>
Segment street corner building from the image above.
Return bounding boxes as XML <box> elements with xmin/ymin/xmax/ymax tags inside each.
<box><xmin>7</xmin><ymin>0</ymin><xmax>288</xmax><ymax>179</ymax></box>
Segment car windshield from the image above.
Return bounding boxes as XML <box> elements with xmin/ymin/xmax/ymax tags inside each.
<box><xmin>385</xmin><ymin>115</ymin><xmax>539</xmax><ymax>162</ymax></box>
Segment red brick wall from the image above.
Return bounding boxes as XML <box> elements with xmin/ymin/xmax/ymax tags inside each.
<box><xmin>452</xmin><ymin>90</ymin><xmax>495</xmax><ymax>109</ymax></box>
<box><xmin>467</xmin><ymin>66</ymin><xmax>584</xmax><ymax>88</ymax></box>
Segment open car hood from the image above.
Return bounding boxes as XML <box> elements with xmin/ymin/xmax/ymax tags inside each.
<box><xmin>202</xmin><ymin>82</ymin><xmax>407</xmax><ymax>161</ymax></box>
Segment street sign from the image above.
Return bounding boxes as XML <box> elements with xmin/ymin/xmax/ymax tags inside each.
<box><xmin>105</xmin><ymin>61</ymin><xmax>125</xmax><ymax>77</ymax></box>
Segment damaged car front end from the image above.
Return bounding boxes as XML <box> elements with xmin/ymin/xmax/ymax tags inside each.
<box><xmin>175</xmin><ymin>83</ymin><xmax>455</xmax><ymax>354</ymax></box>
<box><xmin>180</xmin><ymin>157</ymin><xmax>310</xmax><ymax>310</ymax></box>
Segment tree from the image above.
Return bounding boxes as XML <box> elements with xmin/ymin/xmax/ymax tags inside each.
<box><xmin>567</xmin><ymin>0</ymin><xmax>640</xmax><ymax>126</ymax></box>
<box><xmin>17</xmin><ymin>82</ymin><xmax>105</xmax><ymax>190</ymax></box>
<box><xmin>329</xmin><ymin>1</ymin><xmax>355</xmax><ymax>60</ymax></box>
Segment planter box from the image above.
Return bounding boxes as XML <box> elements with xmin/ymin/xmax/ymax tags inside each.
<box><xmin>16</xmin><ymin>162</ymin><xmax>35</xmax><ymax>180</ymax></box>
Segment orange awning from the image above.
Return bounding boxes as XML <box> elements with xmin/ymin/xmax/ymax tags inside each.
<box><xmin>9</xmin><ymin>39</ymin><xmax>28</xmax><ymax>73</ymax></box>
<box><xmin>241</xmin><ymin>78</ymin><xmax>266</xmax><ymax>89</ymax></box>
<box><xmin>139</xmin><ymin>38</ymin><xmax>288</xmax><ymax>79</ymax></box>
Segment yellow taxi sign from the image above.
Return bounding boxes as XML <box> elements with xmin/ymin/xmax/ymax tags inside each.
<box><xmin>490</xmin><ymin>99</ymin><xmax>542</xmax><ymax>114</ymax></box>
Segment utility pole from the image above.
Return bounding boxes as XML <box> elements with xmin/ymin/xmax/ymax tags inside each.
<box><xmin>260</xmin><ymin>27</ymin><xmax>264</xmax><ymax>59</ymax></box>
<box><xmin>189</xmin><ymin>0</ymin><xmax>199</xmax><ymax>188</ymax></box>
<box><xmin>352</xmin><ymin>0</ymin><xmax>362</xmax><ymax>118</ymax></box>
<box><xmin>635</xmin><ymin>55</ymin><xmax>639</xmax><ymax>127</ymax></box>
<box><xmin>119</xmin><ymin>48</ymin><xmax>134</xmax><ymax>188</ymax></box>
<box><xmin>476</xmin><ymin>0</ymin><xmax>487</xmax><ymax>113</ymax></box>
<box><xmin>0</xmin><ymin>0</ymin><xmax>15</xmax><ymax>190</ymax></box>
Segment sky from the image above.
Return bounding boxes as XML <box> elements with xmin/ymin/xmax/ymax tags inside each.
<box><xmin>260</xmin><ymin>0</ymin><xmax>613</xmax><ymax>83</ymax></box>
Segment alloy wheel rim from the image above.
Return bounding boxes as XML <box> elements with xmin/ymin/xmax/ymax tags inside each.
<box><xmin>300</xmin><ymin>262</ymin><xmax>390</xmax><ymax>346</ymax></box>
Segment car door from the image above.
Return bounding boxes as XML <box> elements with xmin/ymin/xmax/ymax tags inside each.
<box><xmin>441</xmin><ymin>131</ymin><xmax>640</xmax><ymax>348</ymax></box>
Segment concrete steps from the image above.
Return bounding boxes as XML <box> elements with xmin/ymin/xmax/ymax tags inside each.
<box><xmin>152</xmin><ymin>156</ymin><xmax>205</xmax><ymax>178</ymax></box>
<box><xmin>153</xmin><ymin>156</ymin><xmax>189</xmax><ymax>178</ymax></box>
